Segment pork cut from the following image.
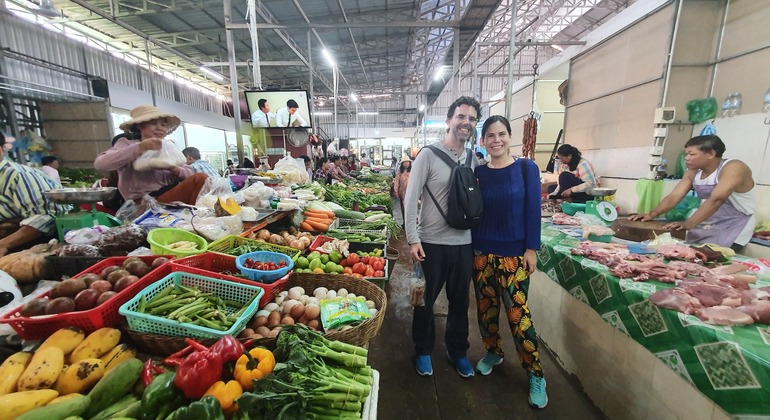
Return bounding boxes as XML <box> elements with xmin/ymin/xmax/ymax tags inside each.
<box><xmin>679</xmin><ymin>282</ymin><xmax>743</xmax><ymax>307</ymax></box>
<box><xmin>656</xmin><ymin>244</ymin><xmax>708</xmax><ymax>262</ymax></box>
<box><xmin>649</xmin><ymin>288</ymin><xmax>702</xmax><ymax>314</ymax></box>
<box><xmin>695</xmin><ymin>306</ymin><xmax>755</xmax><ymax>326</ymax></box>
<box><xmin>735</xmin><ymin>301</ymin><xmax>770</xmax><ymax>324</ymax></box>
<box><xmin>552</xmin><ymin>213</ymin><xmax>581</xmax><ymax>225</ymax></box>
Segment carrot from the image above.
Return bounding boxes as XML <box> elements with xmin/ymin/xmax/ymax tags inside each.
<box><xmin>303</xmin><ymin>210</ymin><xmax>334</xmax><ymax>218</ymax></box>
<box><xmin>300</xmin><ymin>222</ymin><xmax>314</xmax><ymax>231</ymax></box>
<box><xmin>304</xmin><ymin>217</ymin><xmax>332</xmax><ymax>225</ymax></box>
<box><xmin>303</xmin><ymin>213</ymin><xmax>333</xmax><ymax>221</ymax></box>
<box><xmin>306</xmin><ymin>219</ymin><xmax>330</xmax><ymax>231</ymax></box>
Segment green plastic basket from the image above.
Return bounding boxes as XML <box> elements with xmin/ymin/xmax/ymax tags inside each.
<box><xmin>119</xmin><ymin>272</ymin><xmax>263</xmax><ymax>339</ymax></box>
<box><xmin>147</xmin><ymin>228</ymin><xmax>208</xmax><ymax>258</ymax></box>
<box><xmin>208</xmin><ymin>235</ymin><xmax>301</xmax><ymax>261</ymax></box>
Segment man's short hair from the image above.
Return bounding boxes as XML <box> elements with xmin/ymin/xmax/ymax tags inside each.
<box><xmin>287</xmin><ymin>99</ymin><xmax>299</xmax><ymax>109</ymax></box>
<box><xmin>685</xmin><ymin>134</ymin><xmax>726</xmax><ymax>158</ymax></box>
<box><xmin>41</xmin><ymin>156</ymin><xmax>58</xmax><ymax>166</ymax></box>
<box><xmin>475</xmin><ymin>152</ymin><xmax>484</xmax><ymax>159</ymax></box>
<box><xmin>258</xmin><ymin>98</ymin><xmax>268</xmax><ymax>111</ymax></box>
<box><xmin>446</xmin><ymin>96</ymin><xmax>482</xmax><ymax>120</ymax></box>
<box><xmin>299</xmin><ymin>155</ymin><xmax>311</xmax><ymax>163</ymax></box>
<box><xmin>182</xmin><ymin>147</ymin><xmax>201</xmax><ymax>160</ymax></box>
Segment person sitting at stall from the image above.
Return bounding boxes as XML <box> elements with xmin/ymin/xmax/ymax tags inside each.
<box><xmin>225</xmin><ymin>159</ymin><xmax>236</xmax><ymax>175</ymax></box>
<box><xmin>94</xmin><ymin>105</ymin><xmax>208</xmax><ymax>205</ymax></box>
<box><xmin>313</xmin><ymin>157</ymin><xmax>333</xmax><ymax>185</ymax></box>
<box><xmin>629</xmin><ymin>134</ymin><xmax>755</xmax><ymax>250</ymax></box>
<box><xmin>40</xmin><ymin>155</ymin><xmax>61</xmax><ymax>183</ymax></box>
<box><xmin>299</xmin><ymin>155</ymin><xmax>314</xmax><ymax>182</ymax></box>
<box><xmin>329</xmin><ymin>156</ymin><xmax>352</xmax><ymax>181</ymax></box>
<box><xmin>182</xmin><ymin>147</ymin><xmax>220</xmax><ymax>178</ymax></box>
<box><xmin>360</xmin><ymin>152</ymin><xmax>372</xmax><ymax>167</ymax></box>
<box><xmin>254</xmin><ymin>158</ymin><xmax>270</xmax><ymax>171</ymax></box>
<box><xmin>345</xmin><ymin>155</ymin><xmax>358</xmax><ymax>172</ymax></box>
<box><xmin>0</xmin><ymin>132</ymin><xmax>72</xmax><ymax>257</ymax></box>
<box><xmin>546</xmin><ymin>144</ymin><xmax>600</xmax><ymax>203</ymax></box>
<box><xmin>242</xmin><ymin>158</ymin><xmax>256</xmax><ymax>169</ymax></box>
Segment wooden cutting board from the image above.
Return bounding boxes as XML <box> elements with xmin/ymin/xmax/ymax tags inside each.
<box><xmin>611</xmin><ymin>218</ymin><xmax>686</xmax><ymax>242</ymax></box>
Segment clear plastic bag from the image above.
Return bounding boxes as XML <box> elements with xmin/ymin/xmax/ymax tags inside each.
<box><xmin>272</xmin><ymin>155</ymin><xmax>309</xmax><ymax>183</ymax></box>
<box><xmin>190</xmin><ymin>214</ymin><xmax>243</xmax><ymax>242</ymax></box>
<box><xmin>195</xmin><ymin>177</ymin><xmax>238</xmax><ymax>208</ymax></box>
<box><xmin>410</xmin><ymin>262</ymin><xmax>426</xmax><ymax>306</ymax></box>
<box><xmin>133</xmin><ymin>140</ymin><xmax>186</xmax><ymax>171</ymax></box>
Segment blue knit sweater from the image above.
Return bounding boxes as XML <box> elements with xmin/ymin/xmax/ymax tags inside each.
<box><xmin>471</xmin><ymin>159</ymin><xmax>542</xmax><ymax>257</ymax></box>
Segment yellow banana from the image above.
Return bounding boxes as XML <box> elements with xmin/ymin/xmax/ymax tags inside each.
<box><xmin>100</xmin><ymin>344</ymin><xmax>137</xmax><ymax>373</ymax></box>
<box><xmin>69</xmin><ymin>328</ymin><xmax>121</xmax><ymax>363</ymax></box>
<box><xmin>0</xmin><ymin>352</ymin><xmax>33</xmax><ymax>395</ymax></box>
<box><xmin>0</xmin><ymin>389</ymin><xmax>58</xmax><ymax>419</ymax></box>
<box><xmin>17</xmin><ymin>347</ymin><xmax>64</xmax><ymax>391</ymax></box>
<box><xmin>37</xmin><ymin>327</ymin><xmax>85</xmax><ymax>355</ymax></box>
<box><xmin>54</xmin><ymin>359</ymin><xmax>104</xmax><ymax>395</ymax></box>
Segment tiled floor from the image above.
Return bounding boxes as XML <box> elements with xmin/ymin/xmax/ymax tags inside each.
<box><xmin>367</xmin><ymin>200</ymin><xmax>605</xmax><ymax>419</ymax></box>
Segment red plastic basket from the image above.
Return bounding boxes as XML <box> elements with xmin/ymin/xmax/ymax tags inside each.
<box><xmin>309</xmin><ymin>235</ymin><xmax>334</xmax><ymax>254</ymax></box>
<box><xmin>170</xmin><ymin>252</ymin><xmax>289</xmax><ymax>308</ymax></box>
<box><xmin>0</xmin><ymin>255</ymin><xmax>173</xmax><ymax>340</ymax></box>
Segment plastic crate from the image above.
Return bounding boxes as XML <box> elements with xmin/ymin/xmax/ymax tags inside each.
<box><xmin>310</xmin><ymin>234</ymin><xmax>387</xmax><ymax>255</ymax></box>
<box><xmin>0</xmin><ymin>256</ymin><xmax>173</xmax><ymax>340</ymax></box>
<box><xmin>235</xmin><ymin>251</ymin><xmax>294</xmax><ymax>283</ymax></box>
<box><xmin>119</xmin><ymin>272</ymin><xmax>263</xmax><ymax>339</ymax></box>
<box><xmin>147</xmin><ymin>228</ymin><xmax>208</xmax><ymax>258</ymax></box>
<box><xmin>46</xmin><ymin>255</ymin><xmax>105</xmax><ymax>280</ymax></box>
<box><xmin>208</xmin><ymin>235</ymin><xmax>301</xmax><ymax>261</ymax></box>
<box><xmin>364</xmin><ymin>259</ymin><xmax>389</xmax><ymax>290</ymax></box>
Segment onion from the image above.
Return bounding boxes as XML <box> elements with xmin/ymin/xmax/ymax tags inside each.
<box><xmin>274</xmin><ymin>295</ymin><xmax>285</xmax><ymax>306</ymax></box>
<box><xmin>283</xmin><ymin>299</ymin><xmax>299</xmax><ymax>314</ymax></box>
<box><xmin>299</xmin><ymin>236</ymin><xmax>312</xmax><ymax>247</ymax></box>
<box><xmin>264</xmin><ymin>302</ymin><xmax>279</xmax><ymax>312</ymax></box>
<box><xmin>306</xmin><ymin>297</ymin><xmax>320</xmax><ymax>306</ymax></box>
<box><xmin>299</xmin><ymin>295</ymin><xmax>309</xmax><ymax>305</ymax></box>
<box><xmin>255</xmin><ymin>309</ymin><xmax>271</xmax><ymax>318</ymax></box>
<box><xmin>280</xmin><ymin>231</ymin><xmax>290</xmax><ymax>238</ymax></box>
<box><xmin>257</xmin><ymin>229</ymin><xmax>271</xmax><ymax>240</ymax></box>
<box><xmin>365</xmin><ymin>300</ymin><xmax>376</xmax><ymax>309</ymax></box>
<box><xmin>337</xmin><ymin>288</ymin><xmax>349</xmax><ymax>298</ymax></box>
<box><xmin>287</xmin><ymin>287</ymin><xmax>303</xmax><ymax>300</ymax></box>
<box><xmin>313</xmin><ymin>287</ymin><xmax>328</xmax><ymax>299</ymax></box>
<box><xmin>326</xmin><ymin>290</ymin><xmax>337</xmax><ymax>299</ymax></box>
<box><xmin>269</xmin><ymin>234</ymin><xmax>285</xmax><ymax>245</ymax></box>
<box><xmin>289</xmin><ymin>240</ymin><xmax>304</xmax><ymax>250</ymax></box>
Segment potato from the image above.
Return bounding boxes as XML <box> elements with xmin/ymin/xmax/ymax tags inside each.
<box><xmin>106</xmin><ymin>269</ymin><xmax>130</xmax><ymax>286</ymax></box>
<box><xmin>96</xmin><ymin>291</ymin><xmax>117</xmax><ymax>306</ymax></box>
<box><xmin>89</xmin><ymin>280</ymin><xmax>113</xmax><ymax>294</ymax></box>
<box><xmin>57</xmin><ymin>278</ymin><xmax>87</xmax><ymax>298</ymax></box>
<box><xmin>151</xmin><ymin>257</ymin><xmax>170</xmax><ymax>268</ymax></box>
<box><xmin>114</xmin><ymin>275</ymin><xmax>140</xmax><ymax>293</ymax></box>
<box><xmin>45</xmin><ymin>297</ymin><xmax>76</xmax><ymax>314</ymax></box>
<box><xmin>100</xmin><ymin>265</ymin><xmax>122</xmax><ymax>280</ymax></box>
<box><xmin>19</xmin><ymin>298</ymin><xmax>49</xmax><ymax>317</ymax></box>
<box><xmin>74</xmin><ymin>289</ymin><xmax>101</xmax><ymax>311</ymax></box>
<box><xmin>78</xmin><ymin>273</ymin><xmax>102</xmax><ymax>287</ymax></box>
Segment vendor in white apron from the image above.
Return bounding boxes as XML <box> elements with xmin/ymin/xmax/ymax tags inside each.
<box><xmin>630</xmin><ymin>135</ymin><xmax>755</xmax><ymax>250</ymax></box>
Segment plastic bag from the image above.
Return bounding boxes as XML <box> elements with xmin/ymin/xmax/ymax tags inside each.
<box><xmin>115</xmin><ymin>194</ymin><xmax>161</xmax><ymax>223</ymax></box>
<box><xmin>410</xmin><ymin>262</ymin><xmax>426</xmax><ymax>306</ymax></box>
<box><xmin>133</xmin><ymin>140</ymin><xmax>186</xmax><ymax>171</ymax></box>
<box><xmin>686</xmin><ymin>97</ymin><xmax>718</xmax><ymax>123</ymax></box>
<box><xmin>63</xmin><ymin>226</ymin><xmax>110</xmax><ymax>245</ymax></box>
<box><xmin>636</xmin><ymin>179</ymin><xmax>664</xmax><ymax>214</ymax></box>
<box><xmin>272</xmin><ymin>155</ymin><xmax>309</xmax><ymax>183</ymax></box>
<box><xmin>240</xmin><ymin>181</ymin><xmax>276</xmax><ymax>208</ymax></box>
<box><xmin>319</xmin><ymin>296</ymin><xmax>372</xmax><ymax>330</ymax></box>
<box><xmin>643</xmin><ymin>232</ymin><xmax>683</xmax><ymax>249</ymax></box>
<box><xmin>665</xmin><ymin>191</ymin><xmax>701</xmax><ymax>221</ymax></box>
<box><xmin>195</xmin><ymin>177</ymin><xmax>237</xmax><ymax>208</ymax></box>
<box><xmin>190</xmin><ymin>214</ymin><xmax>243</xmax><ymax>242</ymax></box>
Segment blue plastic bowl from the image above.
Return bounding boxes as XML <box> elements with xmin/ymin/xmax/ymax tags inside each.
<box><xmin>235</xmin><ymin>251</ymin><xmax>294</xmax><ymax>283</ymax></box>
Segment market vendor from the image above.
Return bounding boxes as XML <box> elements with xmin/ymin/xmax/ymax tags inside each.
<box><xmin>94</xmin><ymin>105</ymin><xmax>208</xmax><ymax>205</ymax></box>
<box><xmin>546</xmin><ymin>144</ymin><xmax>600</xmax><ymax>203</ymax></box>
<box><xmin>629</xmin><ymin>134</ymin><xmax>755</xmax><ymax>250</ymax></box>
<box><xmin>0</xmin><ymin>132</ymin><xmax>71</xmax><ymax>257</ymax></box>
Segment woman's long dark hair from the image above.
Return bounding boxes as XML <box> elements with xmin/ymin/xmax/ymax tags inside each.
<box><xmin>557</xmin><ymin>144</ymin><xmax>582</xmax><ymax>171</ymax></box>
<box><xmin>112</xmin><ymin>125</ymin><xmax>141</xmax><ymax>145</ymax></box>
<box><xmin>399</xmin><ymin>160</ymin><xmax>412</xmax><ymax>174</ymax></box>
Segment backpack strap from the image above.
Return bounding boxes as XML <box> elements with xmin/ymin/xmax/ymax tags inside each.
<box><xmin>422</xmin><ymin>145</ymin><xmax>458</xmax><ymax>224</ymax></box>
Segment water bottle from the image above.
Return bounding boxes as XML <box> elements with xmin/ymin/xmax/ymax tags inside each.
<box><xmin>657</xmin><ymin>159</ymin><xmax>668</xmax><ymax>180</ymax></box>
<box><xmin>763</xmin><ymin>88</ymin><xmax>770</xmax><ymax>113</ymax></box>
<box><xmin>721</xmin><ymin>93</ymin><xmax>734</xmax><ymax>118</ymax></box>
<box><xmin>729</xmin><ymin>92</ymin><xmax>742</xmax><ymax>116</ymax></box>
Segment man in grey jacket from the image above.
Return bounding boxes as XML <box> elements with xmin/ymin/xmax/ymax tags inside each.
<box><xmin>403</xmin><ymin>96</ymin><xmax>480</xmax><ymax>378</ymax></box>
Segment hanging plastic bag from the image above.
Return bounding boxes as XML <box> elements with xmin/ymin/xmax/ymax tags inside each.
<box><xmin>272</xmin><ymin>155</ymin><xmax>309</xmax><ymax>183</ymax></box>
<box><xmin>133</xmin><ymin>140</ymin><xmax>186</xmax><ymax>171</ymax></box>
<box><xmin>686</xmin><ymin>97</ymin><xmax>718</xmax><ymax>123</ymax></box>
<box><xmin>665</xmin><ymin>191</ymin><xmax>701</xmax><ymax>221</ymax></box>
<box><xmin>195</xmin><ymin>177</ymin><xmax>238</xmax><ymax>208</ymax></box>
<box><xmin>635</xmin><ymin>179</ymin><xmax>664</xmax><ymax>214</ymax></box>
<box><xmin>190</xmin><ymin>214</ymin><xmax>243</xmax><ymax>242</ymax></box>
<box><xmin>410</xmin><ymin>262</ymin><xmax>426</xmax><ymax>307</ymax></box>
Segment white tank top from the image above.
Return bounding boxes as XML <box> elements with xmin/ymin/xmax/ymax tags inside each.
<box><xmin>693</xmin><ymin>159</ymin><xmax>756</xmax><ymax>244</ymax></box>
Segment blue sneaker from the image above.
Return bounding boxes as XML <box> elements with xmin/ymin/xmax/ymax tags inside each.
<box><xmin>447</xmin><ymin>353</ymin><xmax>474</xmax><ymax>378</ymax></box>
<box><xmin>476</xmin><ymin>353</ymin><xmax>503</xmax><ymax>375</ymax></box>
<box><xmin>415</xmin><ymin>355</ymin><xmax>433</xmax><ymax>376</ymax></box>
<box><xmin>528</xmin><ymin>373</ymin><xmax>548</xmax><ymax>408</ymax></box>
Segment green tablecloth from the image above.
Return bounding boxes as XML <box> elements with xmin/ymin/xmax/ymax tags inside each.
<box><xmin>537</xmin><ymin>223</ymin><xmax>770</xmax><ymax>417</ymax></box>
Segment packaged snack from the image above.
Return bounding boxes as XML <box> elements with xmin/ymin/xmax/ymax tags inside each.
<box><xmin>319</xmin><ymin>296</ymin><xmax>372</xmax><ymax>330</ymax></box>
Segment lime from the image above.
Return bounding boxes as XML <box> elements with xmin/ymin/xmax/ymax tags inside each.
<box><xmin>309</xmin><ymin>258</ymin><xmax>323</xmax><ymax>271</ymax></box>
<box><xmin>324</xmin><ymin>261</ymin><xmax>337</xmax><ymax>273</ymax></box>
<box><xmin>329</xmin><ymin>251</ymin><xmax>343</xmax><ymax>263</ymax></box>
<box><xmin>334</xmin><ymin>264</ymin><xmax>344</xmax><ymax>274</ymax></box>
<box><xmin>296</xmin><ymin>256</ymin><xmax>310</xmax><ymax>269</ymax></box>
<box><xmin>320</xmin><ymin>254</ymin><xmax>330</xmax><ymax>264</ymax></box>
<box><xmin>308</xmin><ymin>251</ymin><xmax>322</xmax><ymax>261</ymax></box>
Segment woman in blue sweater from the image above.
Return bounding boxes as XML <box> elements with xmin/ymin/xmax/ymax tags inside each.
<box><xmin>472</xmin><ymin>115</ymin><xmax>547</xmax><ymax>409</ymax></box>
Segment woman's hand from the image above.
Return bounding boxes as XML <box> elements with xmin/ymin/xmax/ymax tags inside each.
<box><xmin>560</xmin><ymin>188</ymin><xmax>573</xmax><ymax>198</ymax></box>
<box><xmin>139</xmin><ymin>137</ymin><xmax>163</xmax><ymax>152</ymax></box>
<box><xmin>522</xmin><ymin>249</ymin><xmax>537</xmax><ymax>275</ymax></box>
<box><xmin>629</xmin><ymin>213</ymin><xmax>654</xmax><ymax>222</ymax></box>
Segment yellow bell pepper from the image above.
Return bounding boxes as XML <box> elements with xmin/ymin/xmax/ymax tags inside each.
<box><xmin>204</xmin><ymin>380</ymin><xmax>243</xmax><ymax>414</ymax></box>
<box><xmin>233</xmin><ymin>347</ymin><xmax>275</xmax><ymax>391</ymax></box>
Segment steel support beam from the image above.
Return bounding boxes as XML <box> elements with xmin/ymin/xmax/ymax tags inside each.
<box><xmin>226</xmin><ymin>21</ymin><xmax>458</xmax><ymax>30</ymax></box>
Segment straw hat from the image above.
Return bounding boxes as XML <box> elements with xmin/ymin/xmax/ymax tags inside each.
<box><xmin>402</xmin><ymin>155</ymin><xmax>412</xmax><ymax>162</ymax></box>
<box><xmin>119</xmin><ymin>105</ymin><xmax>181</xmax><ymax>133</ymax></box>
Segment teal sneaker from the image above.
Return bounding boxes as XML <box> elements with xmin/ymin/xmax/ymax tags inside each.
<box><xmin>415</xmin><ymin>355</ymin><xmax>433</xmax><ymax>376</ymax></box>
<box><xmin>476</xmin><ymin>353</ymin><xmax>503</xmax><ymax>375</ymax></box>
<box><xmin>528</xmin><ymin>373</ymin><xmax>548</xmax><ymax>408</ymax></box>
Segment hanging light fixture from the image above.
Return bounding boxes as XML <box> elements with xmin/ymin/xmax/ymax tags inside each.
<box><xmin>35</xmin><ymin>0</ymin><xmax>61</xmax><ymax>19</ymax></box>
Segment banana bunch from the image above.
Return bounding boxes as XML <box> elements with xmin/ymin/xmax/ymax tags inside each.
<box><xmin>0</xmin><ymin>327</ymin><xmax>136</xmax><ymax>418</ymax></box>
<box><xmin>166</xmin><ymin>240</ymin><xmax>199</xmax><ymax>251</ymax></box>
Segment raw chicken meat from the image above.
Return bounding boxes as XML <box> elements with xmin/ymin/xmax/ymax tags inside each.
<box><xmin>735</xmin><ymin>301</ymin><xmax>770</xmax><ymax>324</ymax></box>
<box><xmin>656</xmin><ymin>244</ymin><xmax>708</xmax><ymax>262</ymax></box>
<box><xmin>649</xmin><ymin>288</ymin><xmax>702</xmax><ymax>314</ymax></box>
<box><xmin>679</xmin><ymin>282</ymin><xmax>743</xmax><ymax>307</ymax></box>
<box><xmin>712</xmin><ymin>263</ymin><xmax>749</xmax><ymax>275</ymax></box>
<box><xmin>740</xmin><ymin>288</ymin><xmax>770</xmax><ymax>304</ymax></box>
<box><xmin>551</xmin><ymin>212</ymin><xmax>581</xmax><ymax>226</ymax></box>
<box><xmin>695</xmin><ymin>306</ymin><xmax>754</xmax><ymax>326</ymax></box>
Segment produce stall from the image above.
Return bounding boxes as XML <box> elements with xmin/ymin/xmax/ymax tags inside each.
<box><xmin>534</xmin><ymin>222</ymin><xmax>770</xmax><ymax>418</ymax></box>
<box><xmin>0</xmin><ymin>175</ymin><xmax>397</xmax><ymax>419</ymax></box>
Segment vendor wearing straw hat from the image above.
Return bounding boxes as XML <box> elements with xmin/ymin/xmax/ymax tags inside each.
<box><xmin>95</xmin><ymin>105</ymin><xmax>208</xmax><ymax>205</ymax></box>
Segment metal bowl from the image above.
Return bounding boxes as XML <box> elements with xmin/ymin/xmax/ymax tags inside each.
<box><xmin>43</xmin><ymin>187</ymin><xmax>117</xmax><ymax>204</ymax></box>
<box><xmin>586</xmin><ymin>187</ymin><xmax>617</xmax><ymax>197</ymax></box>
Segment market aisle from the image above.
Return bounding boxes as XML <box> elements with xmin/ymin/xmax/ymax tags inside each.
<box><xmin>369</xmin><ymin>200</ymin><xmax>605</xmax><ymax>419</ymax></box>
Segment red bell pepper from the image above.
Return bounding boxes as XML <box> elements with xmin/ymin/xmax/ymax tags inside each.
<box><xmin>209</xmin><ymin>335</ymin><xmax>244</xmax><ymax>364</ymax></box>
<box><xmin>174</xmin><ymin>349</ymin><xmax>223</xmax><ymax>399</ymax></box>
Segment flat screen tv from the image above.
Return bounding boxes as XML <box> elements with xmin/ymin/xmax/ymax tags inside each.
<box><xmin>245</xmin><ymin>89</ymin><xmax>313</xmax><ymax>129</ymax></box>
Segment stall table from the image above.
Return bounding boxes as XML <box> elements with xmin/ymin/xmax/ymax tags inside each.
<box><xmin>531</xmin><ymin>223</ymin><xmax>770</xmax><ymax>419</ymax></box>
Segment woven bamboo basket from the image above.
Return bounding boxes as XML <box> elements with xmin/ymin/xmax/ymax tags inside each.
<box><xmin>122</xmin><ymin>272</ymin><xmax>388</xmax><ymax>356</ymax></box>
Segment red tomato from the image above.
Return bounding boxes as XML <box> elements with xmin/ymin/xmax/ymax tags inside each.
<box><xmin>347</xmin><ymin>254</ymin><xmax>360</xmax><ymax>265</ymax></box>
<box><xmin>340</xmin><ymin>258</ymin><xmax>350</xmax><ymax>267</ymax></box>
<box><xmin>374</xmin><ymin>270</ymin><xmax>384</xmax><ymax>278</ymax></box>
<box><xmin>371</xmin><ymin>258</ymin><xmax>384</xmax><ymax>271</ymax></box>
<box><xmin>361</xmin><ymin>256</ymin><xmax>370</xmax><ymax>264</ymax></box>
<box><xmin>364</xmin><ymin>266</ymin><xmax>375</xmax><ymax>277</ymax></box>
<box><xmin>343</xmin><ymin>267</ymin><xmax>353</xmax><ymax>275</ymax></box>
<box><xmin>352</xmin><ymin>262</ymin><xmax>366</xmax><ymax>274</ymax></box>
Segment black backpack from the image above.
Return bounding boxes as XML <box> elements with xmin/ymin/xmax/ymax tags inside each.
<box><xmin>424</xmin><ymin>145</ymin><xmax>483</xmax><ymax>230</ymax></box>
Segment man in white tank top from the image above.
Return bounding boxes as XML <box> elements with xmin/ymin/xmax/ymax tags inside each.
<box><xmin>630</xmin><ymin>135</ymin><xmax>755</xmax><ymax>249</ymax></box>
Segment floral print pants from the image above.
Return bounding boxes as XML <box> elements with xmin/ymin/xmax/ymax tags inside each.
<box><xmin>473</xmin><ymin>253</ymin><xmax>543</xmax><ymax>377</ymax></box>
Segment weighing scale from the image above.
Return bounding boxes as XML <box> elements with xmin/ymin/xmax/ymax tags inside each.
<box><xmin>585</xmin><ymin>187</ymin><xmax>618</xmax><ymax>225</ymax></box>
<box><xmin>44</xmin><ymin>187</ymin><xmax>123</xmax><ymax>242</ymax></box>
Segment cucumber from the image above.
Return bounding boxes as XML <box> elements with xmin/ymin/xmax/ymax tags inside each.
<box><xmin>334</xmin><ymin>209</ymin><xmax>366</xmax><ymax>220</ymax></box>
<box><xmin>16</xmin><ymin>395</ymin><xmax>90</xmax><ymax>420</ymax></box>
<box><xmin>83</xmin><ymin>358</ymin><xmax>143</xmax><ymax>419</ymax></box>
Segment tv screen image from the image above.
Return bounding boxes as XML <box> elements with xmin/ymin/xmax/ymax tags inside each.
<box><xmin>245</xmin><ymin>90</ymin><xmax>313</xmax><ymax>129</ymax></box>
